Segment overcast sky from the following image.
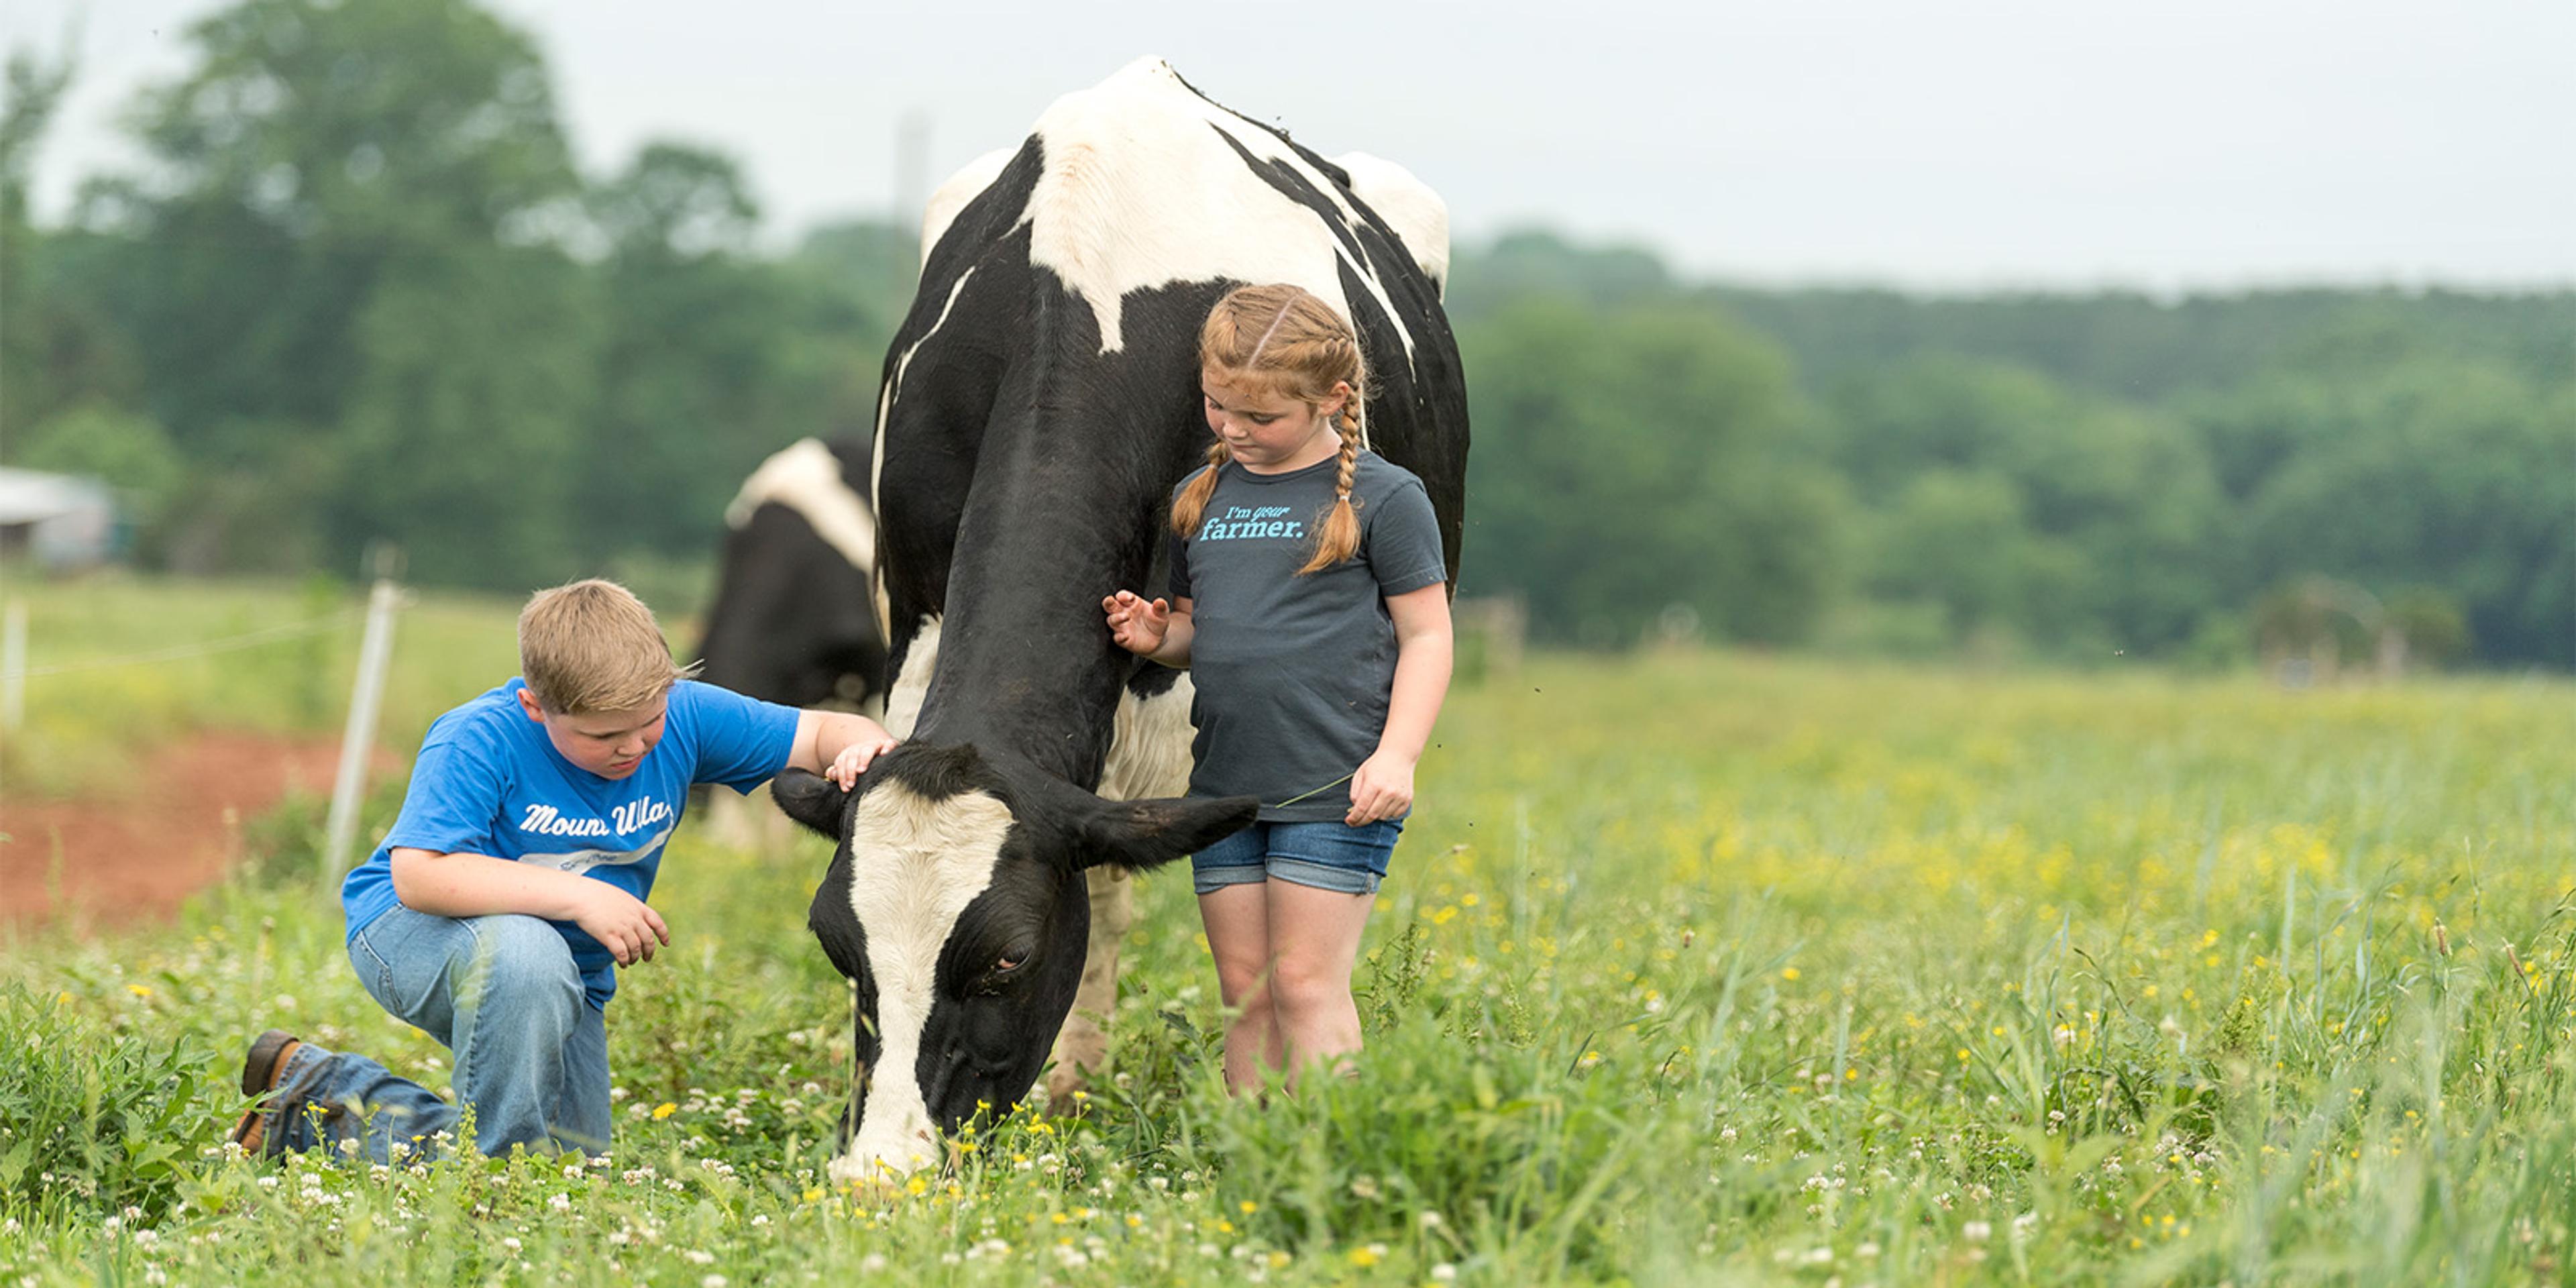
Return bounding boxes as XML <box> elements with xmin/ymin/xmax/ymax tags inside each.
<box><xmin>9</xmin><ymin>0</ymin><xmax>2572</xmax><ymax>292</ymax></box>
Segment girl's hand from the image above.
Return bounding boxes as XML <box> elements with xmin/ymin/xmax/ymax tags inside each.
<box><xmin>1102</xmin><ymin>590</ymin><xmax>1171</xmax><ymax>655</ymax></box>
<box><xmin>827</xmin><ymin>735</ymin><xmax>899</xmax><ymax>789</ymax></box>
<box><xmin>1346</xmin><ymin>750</ymin><xmax>1416</xmax><ymax>826</ymax></box>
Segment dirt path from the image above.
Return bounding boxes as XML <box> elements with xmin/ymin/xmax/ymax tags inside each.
<box><xmin>1</xmin><ymin>732</ymin><xmax>396</xmax><ymax>927</ymax></box>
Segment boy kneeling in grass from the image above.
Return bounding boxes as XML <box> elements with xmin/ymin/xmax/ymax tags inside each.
<box><xmin>231</xmin><ymin>579</ymin><xmax>894</xmax><ymax>1162</ymax></box>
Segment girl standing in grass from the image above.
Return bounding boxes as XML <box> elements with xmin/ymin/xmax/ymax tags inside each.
<box><xmin>1104</xmin><ymin>283</ymin><xmax>1453</xmax><ymax>1092</ymax></box>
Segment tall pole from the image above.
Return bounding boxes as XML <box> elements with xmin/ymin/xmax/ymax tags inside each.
<box><xmin>894</xmin><ymin>110</ymin><xmax>929</xmax><ymax>230</ymax></box>
<box><xmin>323</xmin><ymin>555</ymin><xmax>403</xmax><ymax>887</ymax></box>
<box><xmin>1</xmin><ymin>600</ymin><xmax>24</xmax><ymax>733</ymax></box>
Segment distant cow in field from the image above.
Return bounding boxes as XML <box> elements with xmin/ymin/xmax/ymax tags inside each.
<box><xmin>770</xmin><ymin>56</ymin><xmax>1469</xmax><ymax>1181</ymax></box>
<box><xmin>696</xmin><ymin>437</ymin><xmax>889</xmax><ymax>714</ymax></box>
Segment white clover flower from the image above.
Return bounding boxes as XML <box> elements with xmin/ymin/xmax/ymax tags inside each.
<box><xmin>1964</xmin><ymin>1221</ymin><xmax>1992</xmax><ymax>1242</ymax></box>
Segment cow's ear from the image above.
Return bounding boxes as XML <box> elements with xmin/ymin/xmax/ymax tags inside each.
<box><xmin>771</xmin><ymin>769</ymin><xmax>851</xmax><ymax>840</ymax></box>
<box><xmin>1079</xmin><ymin>795</ymin><xmax>1258</xmax><ymax>873</ymax></box>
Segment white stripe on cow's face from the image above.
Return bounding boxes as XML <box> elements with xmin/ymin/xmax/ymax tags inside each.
<box><xmin>1017</xmin><ymin>57</ymin><xmax>1417</xmax><ymax>362</ymax></box>
<box><xmin>881</xmin><ymin>614</ymin><xmax>940</xmax><ymax>741</ymax></box>
<box><xmin>723</xmin><ymin>438</ymin><xmax>876</xmax><ymax>570</ymax></box>
<box><xmin>828</xmin><ymin>779</ymin><xmax>1014</xmax><ymax>1183</ymax></box>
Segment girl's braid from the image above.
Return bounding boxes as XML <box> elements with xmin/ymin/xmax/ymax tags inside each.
<box><xmin>1171</xmin><ymin>437</ymin><xmax>1230</xmax><ymax>537</ymax></box>
<box><xmin>1332</xmin><ymin>404</ymin><xmax>1360</xmax><ymax>506</ymax></box>
<box><xmin>1297</xmin><ymin>343</ymin><xmax>1366</xmax><ymax>576</ymax></box>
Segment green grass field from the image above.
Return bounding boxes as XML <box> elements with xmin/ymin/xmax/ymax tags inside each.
<box><xmin>4</xmin><ymin>579</ymin><xmax>2573</xmax><ymax>1285</ymax></box>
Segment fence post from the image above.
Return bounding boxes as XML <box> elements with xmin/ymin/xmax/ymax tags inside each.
<box><xmin>1</xmin><ymin>600</ymin><xmax>23</xmax><ymax>733</ymax></box>
<box><xmin>323</xmin><ymin>560</ymin><xmax>404</xmax><ymax>887</ymax></box>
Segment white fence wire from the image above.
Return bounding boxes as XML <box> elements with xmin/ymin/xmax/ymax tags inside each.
<box><xmin>1</xmin><ymin>608</ymin><xmax>363</xmax><ymax>680</ymax></box>
<box><xmin>1</xmin><ymin>584</ymin><xmax>405</xmax><ymax>896</ymax></box>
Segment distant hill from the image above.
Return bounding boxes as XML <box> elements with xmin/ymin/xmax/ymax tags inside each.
<box><xmin>1449</xmin><ymin>230</ymin><xmax>2576</xmax><ymax>401</ymax></box>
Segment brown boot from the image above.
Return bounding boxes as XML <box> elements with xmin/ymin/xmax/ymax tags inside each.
<box><xmin>228</xmin><ymin>1028</ymin><xmax>303</xmax><ymax>1157</ymax></box>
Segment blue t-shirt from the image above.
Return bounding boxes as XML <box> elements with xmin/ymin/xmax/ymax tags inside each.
<box><xmin>339</xmin><ymin>678</ymin><xmax>800</xmax><ymax>1007</ymax></box>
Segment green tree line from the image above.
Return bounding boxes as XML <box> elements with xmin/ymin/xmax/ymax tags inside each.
<box><xmin>1452</xmin><ymin>233</ymin><xmax>2571</xmax><ymax>668</ymax></box>
<box><xmin>4</xmin><ymin>0</ymin><xmax>2568</xmax><ymax>669</ymax></box>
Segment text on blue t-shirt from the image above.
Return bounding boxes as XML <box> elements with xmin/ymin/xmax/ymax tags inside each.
<box><xmin>339</xmin><ymin>678</ymin><xmax>800</xmax><ymax>1008</ymax></box>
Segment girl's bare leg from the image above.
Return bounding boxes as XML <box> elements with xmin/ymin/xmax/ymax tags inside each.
<box><xmin>1197</xmin><ymin>883</ymin><xmax>1281</xmax><ymax>1095</ymax></box>
<box><xmin>1264</xmin><ymin>879</ymin><xmax>1376</xmax><ymax>1087</ymax></box>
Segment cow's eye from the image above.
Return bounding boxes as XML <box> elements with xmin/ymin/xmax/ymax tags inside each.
<box><xmin>994</xmin><ymin>951</ymin><xmax>1026</xmax><ymax>973</ymax></box>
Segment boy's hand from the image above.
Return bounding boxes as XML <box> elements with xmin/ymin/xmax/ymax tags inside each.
<box><xmin>828</xmin><ymin>735</ymin><xmax>899</xmax><ymax>789</ymax></box>
<box><xmin>566</xmin><ymin>882</ymin><xmax>669</xmax><ymax>967</ymax></box>
<box><xmin>1102</xmin><ymin>590</ymin><xmax>1171</xmax><ymax>655</ymax></box>
<box><xmin>1346</xmin><ymin>750</ymin><xmax>1416</xmax><ymax>826</ymax></box>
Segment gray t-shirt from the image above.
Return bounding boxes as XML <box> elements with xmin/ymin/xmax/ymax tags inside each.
<box><xmin>1168</xmin><ymin>449</ymin><xmax>1448</xmax><ymax>822</ymax></box>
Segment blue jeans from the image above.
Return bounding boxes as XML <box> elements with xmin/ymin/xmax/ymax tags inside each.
<box><xmin>266</xmin><ymin>908</ymin><xmax>611</xmax><ymax>1161</ymax></box>
<box><xmin>1191</xmin><ymin>818</ymin><xmax>1404</xmax><ymax>895</ymax></box>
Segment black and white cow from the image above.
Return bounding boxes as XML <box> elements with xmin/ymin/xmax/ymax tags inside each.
<box><xmin>770</xmin><ymin>57</ymin><xmax>1469</xmax><ymax>1181</ymax></box>
<box><xmin>696</xmin><ymin>437</ymin><xmax>889</xmax><ymax>713</ymax></box>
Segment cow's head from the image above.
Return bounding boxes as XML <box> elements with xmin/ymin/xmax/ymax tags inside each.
<box><xmin>774</xmin><ymin>743</ymin><xmax>1254</xmax><ymax>1181</ymax></box>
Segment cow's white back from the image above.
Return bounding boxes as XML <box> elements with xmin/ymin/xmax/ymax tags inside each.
<box><xmin>921</xmin><ymin>148</ymin><xmax>1015</xmax><ymax>270</ymax></box>
<box><xmin>1328</xmin><ymin>151</ymin><xmax>1450</xmax><ymax>293</ymax></box>
<box><xmin>1008</xmin><ymin>57</ymin><xmax>1419</xmax><ymax>361</ymax></box>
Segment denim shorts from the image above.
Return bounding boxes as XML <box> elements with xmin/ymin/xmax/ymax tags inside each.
<box><xmin>1191</xmin><ymin>818</ymin><xmax>1403</xmax><ymax>896</ymax></box>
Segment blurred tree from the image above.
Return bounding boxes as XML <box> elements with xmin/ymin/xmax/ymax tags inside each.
<box><xmin>2384</xmin><ymin>587</ymin><xmax>2471</xmax><ymax>672</ymax></box>
<box><xmin>1458</xmin><ymin>297</ymin><xmax>1847</xmax><ymax>645</ymax></box>
<box><xmin>1865</xmin><ymin>470</ymin><xmax>2082</xmax><ymax>645</ymax></box>
<box><xmin>87</xmin><ymin>0</ymin><xmax>590</xmax><ymax>580</ymax></box>
<box><xmin>11</xmin><ymin>402</ymin><xmax>186</xmax><ymax>531</ymax></box>
<box><xmin>1443</xmin><ymin>228</ymin><xmax>1676</xmax><ymax>325</ymax></box>
<box><xmin>2232</xmin><ymin>354</ymin><xmax>2572</xmax><ymax>668</ymax></box>
<box><xmin>1716</xmin><ymin>283</ymin><xmax>2576</xmax><ymax>402</ymax></box>
<box><xmin>579</xmin><ymin>157</ymin><xmax>915</xmax><ymax>566</ymax></box>
<box><xmin>337</xmin><ymin>245</ymin><xmax>596</xmax><ymax>585</ymax></box>
<box><xmin>781</xmin><ymin>219</ymin><xmax>920</xmax><ymax>436</ymax></box>
<box><xmin>789</xmin><ymin>219</ymin><xmax>918</xmax><ymax>321</ymax></box>
<box><xmin>582</xmin><ymin>142</ymin><xmax>782</xmax><ymax>562</ymax></box>
<box><xmin>1827</xmin><ymin>357</ymin><xmax>2227</xmax><ymax>655</ymax></box>
<box><xmin>591</xmin><ymin>142</ymin><xmax>759</xmax><ymax>261</ymax></box>
<box><xmin>1</xmin><ymin>48</ymin><xmax>80</xmax><ymax>439</ymax></box>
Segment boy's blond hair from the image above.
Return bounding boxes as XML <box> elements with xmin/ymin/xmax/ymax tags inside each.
<box><xmin>517</xmin><ymin>579</ymin><xmax>696</xmax><ymax>714</ymax></box>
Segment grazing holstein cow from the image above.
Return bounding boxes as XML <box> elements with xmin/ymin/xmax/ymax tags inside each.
<box><xmin>770</xmin><ymin>56</ymin><xmax>1469</xmax><ymax>1181</ymax></box>
<box><xmin>696</xmin><ymin>437</ymin><xmax>890</xmax><ymax>714</ymax></box>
